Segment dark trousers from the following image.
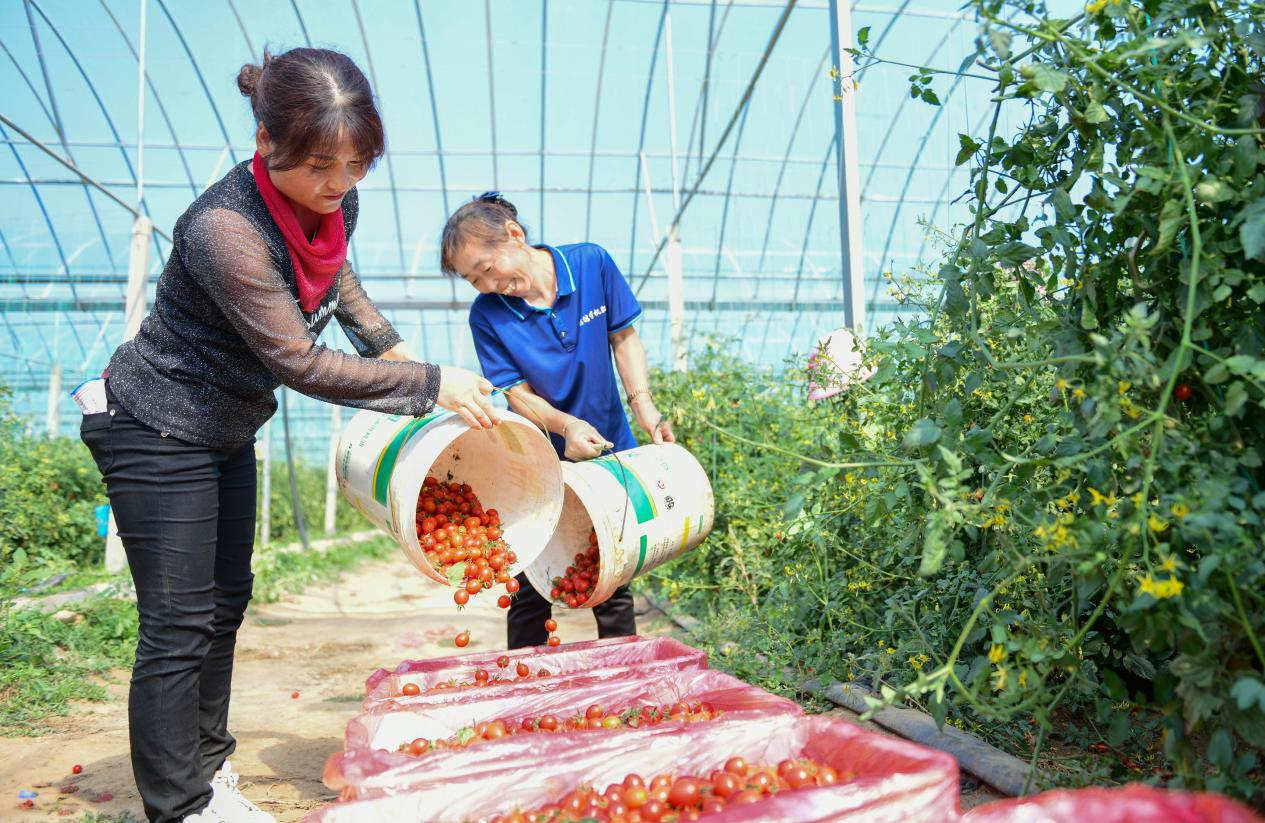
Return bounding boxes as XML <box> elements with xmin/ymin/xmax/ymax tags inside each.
<box><xmin>81</xmin><ymin>389</ymin><xmax>256</xmax><ymax>823</ymax></box>
<box><xmin>506</xmin><ymin>572</ymin><xmax>636</xmax><ymax>649</ymax></box>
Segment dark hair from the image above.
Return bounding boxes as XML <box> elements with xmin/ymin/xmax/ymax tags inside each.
<box><xmin>439</xmin><ymin>192</ymin><xmax>528</xmax><ymax>276</ymax></box>
<box><xmin>237</xmin><ymin>48</ymin><xmax>385</xmax><ymax>171</ymax></box>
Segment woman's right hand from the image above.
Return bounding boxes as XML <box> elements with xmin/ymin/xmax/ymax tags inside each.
<box><xmin>562</xmin><ymin>418</ymin><xmax>612</xmax><ymax>461</ymax></box>
<box><xmin>436</xmin><ymin>366</ymin><xmax>499</xmax><ymax>429</ymax></box>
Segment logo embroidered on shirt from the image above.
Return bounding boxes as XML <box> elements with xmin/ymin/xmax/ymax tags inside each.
<box><xmin>305</xmin><ymin>292</ymin><xmax>339</xmax><ymax>329</ymax></box>
<box><xmin>578</xmin><ymin>304</ymin><xmax>607</xmax><ymax>327</ymax></box>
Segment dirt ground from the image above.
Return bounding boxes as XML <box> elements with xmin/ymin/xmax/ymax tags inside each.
<box><xmin>0</xmin><ymin>553</ymin><xmax>999</xmax><ymax>821</ymax></box>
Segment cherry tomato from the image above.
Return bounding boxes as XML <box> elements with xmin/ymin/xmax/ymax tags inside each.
<box><xmin>1174</xmin><ymin>383</ymin><xmax>1192</xmax><ymax>402</ymax></box>
<box><xmin>667</xmin><ymin>778</ymin><xmax>701</xmax><ymax>808</ymax></box>
<box><xmin>544</xmin><ymin>618</ymin><xmax>557</xmax><ymax>632</ymax></box>
<box><xmin>401</xmin><ymin>682</ymin><xmax>420</xmax><ymax>696</ymax></box>
<box><xmin>454</xmin><ymin>631</ymin><xmax>470</xmax><ymax>648</ymax></box>
<box><xmin>547</xmin><ymin>635</ymin><xmax>561</xmax><ymax>647</ymax></box>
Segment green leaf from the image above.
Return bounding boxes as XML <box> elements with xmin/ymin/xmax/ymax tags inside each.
<box><xmin>1195</xmin><ymin>179</ymin><xmax>1235</xmax><ymax>204</ymax></box>
<box><xmin>921</xmin><ymin>87</ymin><xmax>941</xmax><ymax>106</ymax></box>
<box><xmin>1049</xmin><ymin>188</ymin><xmax>1075</xmax><ymax>223</ymax></box>
<box><xmin>1231</xmin><ymin>677</ymin><xmax>1265</xmax><ymax>712</ymax></box>
<box><xmin>857</xmin><ymin>26</ymin><xmax>871</xmax><ymax>48</ymax></box>
<box><xmin>1205</xmin><ymin>362</ymin><xmax>1229</xmax><ymax>384</ymax></box>
<box><xmin>903</xmin><ymin>419</ymin><xmax>942</xmax><ymax>450</ymax></box>
<box><xmin>1238</xmin><ymin>198</ymin><xmax>1265</xmax><ymax>261</ymax></box>
<box><xmin>987</xmin><ymin>28</ymin><xmax>1012</xmax><ymax>59</ymax></box>
<box><xmin>783</xmin><ymin>492</ymin><xmax>806</xmax><ymax>519</ymax></box>
<box><xmin>1224</xmin><ymin>381</ymin><xmax>1248</xmax><ymax>417</ymax></box>
<box><xmin>1234</xmin><ymin>135</ymin><xmax>1258</xmax><ymax>180</ymax></box>
<box><xmin>445</xmin><ymin>562</ymin><xmax>467</xmax><ymax>588</ymax></box>
<box><xmin>1027</xmin><ymin>63</ymin><xmax>1069</xmax><ymax>93</ymax></box>
<box><xmin>1083</xmin><ymin>102</ymin><xmax>1109</xmax><ymax>124</ymax></box>
<box><xmin>1207</xmin><ymin>729</ymin><xmax>1234</xmax><ymax>769</ymax></box>
<box><xmin>1107</xmin><ymin>711</ymin><xmax>1131</xmax><ymax>747</ymax></box>
<box><xmin>955</xmin><ymin>134</ymin><xmax>981</xmax><ymax>167</ymax></box>
<box><xmin>1153</xmin><ymin>199</ymin><xmax>1184</xmax><ymax>254</ymax></box>
<box><xmin>919</xmin><ymin>514</ymin><xmax>947</xmax><ymax>576</ymax></box>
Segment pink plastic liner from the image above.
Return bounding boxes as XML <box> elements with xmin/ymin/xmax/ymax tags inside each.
<box><xmin>362</xmin><ymin>636</ymin><xmax>705</xmax><ymax>708</ymax></box>
<box><xmin>304</xmin><ymin>714</ymin><xmax>960</xmax><ymax>823</ymax></box>
<box><xmin>333</xmin><ymin>668</ymin><xmax>803</xmax><ymax>793</ymax></box>
<box><xmin>963</xmin><ymin>784</ymin><xmax>1263</xmax><ymax>823</ymax></box>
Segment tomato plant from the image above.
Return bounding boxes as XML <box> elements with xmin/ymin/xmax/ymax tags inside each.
<box><xmin>643</xmin><ymin>0</ymin><xmax>1265</xmax><ymax>805</ymax></box>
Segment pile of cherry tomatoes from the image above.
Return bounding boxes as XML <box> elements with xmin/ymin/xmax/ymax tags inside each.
<box><xmin>549</xmin><ymin>529</ymin><xmax>601</xmax><ymax>608</ymax></box>
<box><xmin>486</xmin><ymin>756</ymin><xmax>846</xmax><ymax>822</ymax></box>
<box><xmin>416</xmin><ymin>477</ymin><xmax>523</xmax><ymax>646</ymax></box>
<box><xmin>395</xmin><ymin>700</ymin><xmax>724</xmax><ymax>757</ymax></box>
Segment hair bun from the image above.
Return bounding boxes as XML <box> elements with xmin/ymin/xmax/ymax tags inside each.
<box><xmin>476</xmin><ymin>190</ymin><xmax>517</xmax><ymax>219</ymax></box>
<box><xmin>236</xmin><ymin>63</ymin><xmax>263</xmax><ymax>97</ymax></box>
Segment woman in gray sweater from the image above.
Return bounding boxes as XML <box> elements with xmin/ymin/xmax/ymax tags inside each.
<box><xmin>81</xmin><ymin>47</ymin><xmax>494</xmax><ymax>823</ymax></box>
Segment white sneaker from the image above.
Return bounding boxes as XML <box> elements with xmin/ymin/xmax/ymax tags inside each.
<box><xmin>201</xmin><ymin>760</ymin><xmax>275</xmax><ymax>823</ymax></box>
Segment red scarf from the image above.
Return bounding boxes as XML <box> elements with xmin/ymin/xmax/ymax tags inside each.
<box><xmin>251</xmin><ymin>152</ymin><xmax>348</xmax><ymax>312</ymax></box>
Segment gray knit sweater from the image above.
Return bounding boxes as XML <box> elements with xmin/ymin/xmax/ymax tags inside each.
<box><xmin>107</xmin><ymin>160</ymin><xmax>439</xmax><ymax>450</ymax></box>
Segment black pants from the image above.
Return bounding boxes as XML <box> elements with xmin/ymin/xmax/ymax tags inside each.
<box><xmin>81</xmin><ymin>389</ymin><xmax>256</xmax><ymax>823</ymax></box>
<box><xmin>506</xmin><ymin>572</ymin><xmax>636</xmax><ymax>648</ymax></box>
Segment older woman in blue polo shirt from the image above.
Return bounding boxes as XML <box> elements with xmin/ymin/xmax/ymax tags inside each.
<box><xmin>441</xmin><ymin>192</ymin><xmax>673</xmax><ymax>648</ymax></box>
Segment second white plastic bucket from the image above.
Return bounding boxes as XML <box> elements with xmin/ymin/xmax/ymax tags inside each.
<box><xmin>336</xmin><ymin>408</ymin><xmax>564</xmax><ymax>584</ymax></box>
<box><xmin>525</xmin><ymin>443</ymin><xmax>714</xmax><ymax>607</ymax></box>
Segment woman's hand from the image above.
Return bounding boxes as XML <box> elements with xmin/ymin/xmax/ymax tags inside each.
<box><xmin>436</xmin><ymin>366</ymin><xmax>499</xmax><ymax>429</ymax></box>
<box><xmin>630</xmin><ymin>394</ymin><xmax>675</xmax><ymax>445</ymax></box>
<box><xmin>562</xmin><ymin>418</ymin><xmax>612</xmax><ymax>460</ymax></box>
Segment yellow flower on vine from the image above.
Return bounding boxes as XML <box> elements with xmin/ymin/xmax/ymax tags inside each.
<box><xmin>1117</xmin><ymin>381</ymin><xmax>1131</xmax><ymax>395</ymax></box>
<box><xmin>991</xmin><ymin>666</ymin><xmax>1008</xmax><ymax>691</ymax></box>
<box><xmin>1085</xmin><ymin>0</ymin><xmax>1108</xmax><ymax>12</ymax></box>
<box><xmin>1055</xmin><ymin>377</ymin><xmax>1070</xmax><ymax>392</ymax></box>
<box><xmin>1072</xmin><ymin>387</ymin><xmax>1086</xmax><ymax>400</ymax></box>
<box><xmin>1087</xmin><ymin>487</ymin><xmax>1107</xmax><ymax>506</ymax></box>
<box><xmin>1018</xmin><ymin>669</ymin><xmax>1029</xmax><ymax>688</ymax></box>
<box><xmin>1159</xmin><ymin>555</ymin><xmax>1177</xmax><ymax>573</ymax></box>
<box><xmin>1170</xmin><ymin>502</ymin><xmax>1190</xmax><ymax>519</ymax></box>
<box><xmin>989</xmin><ymin>643</ymin><xmax>1006</xmax><ymax>664</ymax></box>
<box><xmin>1148</xmin><ymin>513</ymin><xmax>1169</xmax><ymax>533</ymax></box>
<box><xmin>1138</xmin><ymin>574</ymin><xmax>1184</xmax><ymax>599</ymax></box>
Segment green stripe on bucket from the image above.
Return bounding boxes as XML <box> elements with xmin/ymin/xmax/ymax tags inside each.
<box><xmin>634</xmin><ymin>534</ymin><xmax>648</xmax><ymax>575</ymax></box>
<box><xmin>372</xmin><ymin>412</ymin><xmax>442</xmax><ymax>505</ymax></box>
<box><xmin>591</xmin><ymin>456</ymin><xmax>656</xmax><ymax>524</ymax></box>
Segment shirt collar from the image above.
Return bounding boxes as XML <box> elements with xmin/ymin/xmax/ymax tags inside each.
<box><xmin>495</xmin><ymin>245</ymin><xmax>575</xmax><ymax>321</ymax></box>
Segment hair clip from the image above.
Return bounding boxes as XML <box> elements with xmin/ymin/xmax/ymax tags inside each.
<box><xmin>476</xmin><ymin>190</ymin><xmax>503</xmax><ymax>203</ymax></box>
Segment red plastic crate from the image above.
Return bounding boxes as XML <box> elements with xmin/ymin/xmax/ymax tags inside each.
<box><xmin>304</xmin><ymin>714</ymin><xmax>960</xmax><ymax>823</ymax></box>
<box><xmin>330</xmin><ymin>668</ymin><xmax>803</xmax><ymax>798</ymax></box>
<box><xmin>362</xmin><ymin>635</ymin><xmax>705</xmax><ymax>708</ymax></box>
<box><xmin>963</xmin><ymin>784</ymin><xmax>1263</xmax><ymax>823</ymax></box>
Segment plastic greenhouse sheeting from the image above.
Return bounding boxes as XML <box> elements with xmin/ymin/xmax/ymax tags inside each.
<box><xmin>362</xmin><ymin>636</ymin><xmax>703</xmax><ymax>706</ymax></box>
<box><xmin>963</xmin><ymin>784</ymin><xmax>1264</xmax><ymax>823</ymax></box>
<box><xmin>331</xmin><ymin>668</ymin><xmax>803</xmax><ymax>799</ymax></box>
<box><xmin>304</xmin><ymin>714</ymin><xmax>959</xmax><ymax>823</ymax></box>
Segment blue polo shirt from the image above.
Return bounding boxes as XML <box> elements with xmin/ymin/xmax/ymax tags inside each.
<box><xmin>469</xmin><ymin>243</ymin><xmax>642</xmax><ymax>458</ymax></box>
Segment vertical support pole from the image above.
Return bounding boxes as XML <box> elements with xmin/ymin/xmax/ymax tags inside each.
<box><xmin>45</xmin><ymin>361</ymin><xmax>61</xmax><ymax>438</ymax></box>
<box><xmin>666</xmin><ymin>227</ymin><xmax>687</xmax><ymax>373</ymax></box>
<box><xmin>324</xmin><ymin>404</ymin><xmax>341</xmax><ymax>536</ymax></box>
<box><xmin>106</xmin><ymin>212</ymin><xmax>152</xmax><ymax>573</ymax></box>
<box><xmin>261</xmin><ymin>420</ymin><xmax>272</xmax><ymax>546</ymax></box>
<box><xmin>828</xmin><ymin>0</ymin><xmax>865</xmax><ymax>333</ymax></box>
<box><xmin>124</xmin><ymin>216</ymin><xmax>151</xmax><ymax>341</ymax></box>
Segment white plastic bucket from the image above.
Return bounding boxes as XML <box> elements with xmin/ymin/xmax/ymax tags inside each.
<box><xmin>525</xmin><ymin>443</ymin><xmax>714</xmax><ymax>608</ymax></box>
<box><xmin>336</xmin><ymin>408</ymin><xmax>564</xmax><ymax>584</ymax></box>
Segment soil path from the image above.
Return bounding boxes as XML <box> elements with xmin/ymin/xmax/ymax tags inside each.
<box><xmin>0</xmin><ymin>552</ymin><xmax>997</xmax><ymax>821</ymax></box>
